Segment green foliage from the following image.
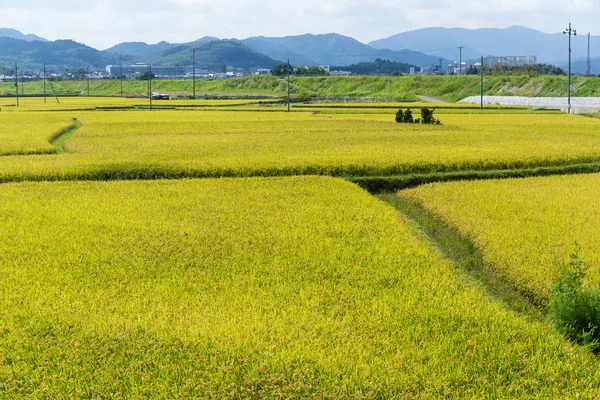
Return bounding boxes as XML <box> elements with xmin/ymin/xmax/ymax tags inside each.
<box><xmin>395</xmin><ymin>108</ymin><xmax>414</xmax><ymax>123</ymax></box>
<box><xmin>421</xmin><ymin>108</ymin><xmax>441</xmax><ymax>125</ymax></box>
<box><xmin>484</xmin><ymin>63</ymin><xmax>566</xmax><ymax>76</ymax></box>
<box><xmin>294</xmin><ymin>66</ymin><xmax>328</xmax><ymax>75</ymax></box>
<box><xmin>332</xmin><ymin>58</ymin><xmax>416</xmax><ymax>75</ymax></box>
<box><xmin>138</xmin><ymin>71</ymin><xmax>156</xmax><ymax>81</ymax></box>
<box><xmin>271</xmin><ymin>63</ymin><xmax>293</xmax><ymax>76</ymax></box>
<box><xmin>396</xmin><ymin>108</ymin><xmax>440</xmax><ymax>125</ymax></box>
<box><xmin>549</xmin><ymin>251</ymin><xmax>600</xmax><ymax>352</ymax></box>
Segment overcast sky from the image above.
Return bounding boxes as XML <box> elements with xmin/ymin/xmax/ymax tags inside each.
<box><xmin>0</xmin><ymin>0</ymin><xmax>597</xmax><ymax>49</ymax></box>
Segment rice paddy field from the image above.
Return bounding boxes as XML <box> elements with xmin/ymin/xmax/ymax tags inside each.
<box><xmin>1</xmin><ymin>107</ymin><xmax>600</xmax><ymax>182</ymax></box>
<box><xmin>398</xmin><ymin>173</ymin><xmax>600</xmax><ymax>304</ymax></box>
<box><xmin>1</xmin><ymin>96</ymin><xmax>600</xmax><ymax>397</ymax></box>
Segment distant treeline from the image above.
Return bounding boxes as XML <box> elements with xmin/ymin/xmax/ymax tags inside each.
<box><xmin>332</xmin><ymin>58</ymin><xmax>417</xmax><ymax>75</ymax></box>
<box><xmin>464</xmin><ymin>63</ymin><xmax>567</xmax><ymax>76</ymax></box>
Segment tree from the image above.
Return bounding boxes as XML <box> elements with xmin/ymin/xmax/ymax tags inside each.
<box><xmin>295</xmin><ymin>67</ymin><xmax>328</xmax><ymax>75</ymax></box>
<box><xmin>271</xmin><ymin>63</ymin><xmax>293</xmax><ymax>76</ymax></box>
<box><xmin>332</xmin><ymin>58</ymin><xmax>416</xmax><ymax>75</ymax></box>
<box><xmin>138</xmin><ymin>71</ymin><xmax>156</xmax><ymax>81</ymax></box>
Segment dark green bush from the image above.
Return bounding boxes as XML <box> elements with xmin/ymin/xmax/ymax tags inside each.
<box><xmin>421</xmin><ymin>108</ymin><xmax>441</xmax><ymax>125</ymax></box>
<box><xmin>548</xmin><ymin>251</ymin><xmax>600</xmax><ymax>353</ymax></box>
<box><xmin>395</xmin><ymin>109</ymin><xmax>403</xmax><ymax>123</ymax></box>
<box><xmin>395</xmin><ymin>108</ymin><xmax>440</xmax><ymax>125</ymax></box>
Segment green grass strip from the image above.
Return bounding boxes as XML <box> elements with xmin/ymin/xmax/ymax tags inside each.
<box><xmin>379</xmin><ymin>192</ymin><xmax>541</xmax><ymax>318</ymax></box>
<box><xmin>49</xmin><ymin>121</ymin><xmax>82</xmax><ymax>154</ymax></box>
<box><xmin>351</xmin><ymin>163</ymin><xmax>600</xmax><ymax>193</ymax></box>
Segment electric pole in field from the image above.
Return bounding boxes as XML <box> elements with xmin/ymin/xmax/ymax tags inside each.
<box><xmin>43</xmin><ymin>63</ymin><xmax>47</xmax><ymax>103</ymax></box>
<box><xmin>287</xmin><ymin>59</ymin><xmax>291</xmax><ymax>112</ymax></box>
<box><xmin>563</xmin><ymin>23</ymin><xmax>577</xmax><ymax>114</ymax></box>
<box><xmin>458</xmin><ymin>46</ymin><xmax>464</xmax><ymax>75</ymax></box>
<box><xmin>15</xmin><ymin>62</ymin><xmax>19</xmax><ymax>107</ymax></box>
<box><xmin>147</xmin><ymin>64</ymin><xmax>153</xmax><ymax>111</ymax></box>
<box><xmin>120</xmin><ymin>65</ymin><xmax>123</xmax><ymax>97</ymax></box>
<box><xmin>587</xmin><ymin>33</ymin><xmax>592</xmax><ymax>76</ymax></box>
<box><xmin>480</xmin><ymin>55</ymin><xmax>484</xmax><ymax>110</ymax></box>
<box><xmin>87</xmin><ymin>66</ymin><xmax>90</xmax><ymax>97</ymax></box>
<box><xmin>192</xmin><ymin>47</ymin><xmax>198</xmax><ymax>99</ymax></box>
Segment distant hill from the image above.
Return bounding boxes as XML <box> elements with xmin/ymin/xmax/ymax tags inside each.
<box><xmin>369</xmin><ymin>26</ymin><xmax>599</xmax><ymax>65</ymax></box>
<box><xmin>242</xmin><ymin>33</ymin><xmax>449</xmax><ymax>67</ymax></box>
<box><xmin>0</xmin><ymin>37</ymin><xmax>131</xmax><ymax>71</ymax></box>
<box><xmin>105</xmin><ymin>41</ymin><xmax>176</xmax><ymax>56</ymax></box>
<box><xmin>0</xmin><ymin>28</ymin><xmax>47</xmax><ymax>42</ymax></box>
<box><xmin>563</xmin><ymin>58</ymin><xmax>600</xmax><ymax>75</ymax></box>
<box><xmin>105</xmin><ymin>37</ymin><xmax>219</xmax><ymax>56</ymax></box>
<box><xmin>138</xmin><ymin>39</ymin><xmax>281</xmax><ymax>69</ymax></box>
<box><xmin>240</xmin><ymin>37</ymin><xmax>316</xmax><ymax>66</ymax></box>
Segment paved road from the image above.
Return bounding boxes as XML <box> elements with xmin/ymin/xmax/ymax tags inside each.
<box><xmin>417</xmin><ymin>95</ymin><xmax>446</xmax><ymax>103</ymax></box>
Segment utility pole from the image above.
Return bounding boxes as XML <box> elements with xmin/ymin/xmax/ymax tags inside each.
<box><xmin>120</xmin><ymin>65</ymin><xmax>123</xmax><ymax>97</ymax></box>
<box><xmin>148</xmin><ymin>64</ymin><xmax>153</xmax><ymax>111</ymax></box>
<box><xmin>563</xmin><ymin>23</ymin><xmax>577</xmax><ymax>114</ymax></box>
<box><xmin>87</xmin><ymin>66</ymin><xmax>90</xmax><ymax>97</ymax></box>
<box><xmin>287</xmin><ymin>59</ymin><xmax>291</xmax><ymax>112</ymax></box>
<box><xmin>15</xmin><ymin>63</ymin><xmax>19</xmax><ymax>107</ymax></box>
<box><xmin>458</xmin><ymin>46</ymin><xmax>464</xmax><ymax>75</ymax></box>
<box><xmin>480</xmin><ymin>55</ymin><xmax>484</xmax><ymax>110</ymax></box>
<box><xmin>587</xmin><ymin>33</ymin><xmax>592</xmax><ymax>76</ymax></box>
<box><xmin>192</xmin><ymin>47</ymin><xmax>197</xmax><ymax>99</ymax></box>
<box><xmin>43</xmin><ymin>63</ymin><xmax>47</xmax><ymax>103</ymax></box>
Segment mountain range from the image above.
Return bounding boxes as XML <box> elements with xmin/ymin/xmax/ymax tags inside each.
<box><xmin>1</xmin><ymin>26</ymin><xmax>599</xmax><ymax>74</ymax></box>
<box><xmin>370</xmin><ymin>26</ymin><xmax>599</xmax><ymax>70</ymax></box>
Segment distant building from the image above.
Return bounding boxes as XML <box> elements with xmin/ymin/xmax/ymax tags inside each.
<box><xmin>251</xmin><ymin>68</ymin><xmax>271</xmax><ymax>75</ymax></box>
<box><xmin>448</xmin><ymin>61</ymin><xmax>467</xmax><ymax>75</ymax></box>
<box><xmin>329</xmin><ymin>70</ymin><xmax>351</xmax><ymax>76</ymax></box>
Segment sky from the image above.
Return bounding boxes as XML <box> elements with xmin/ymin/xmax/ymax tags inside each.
<box><xmin>0</xmin><ymin>0</ymin><xmax>598</xmax><ymax>49</ymax></box>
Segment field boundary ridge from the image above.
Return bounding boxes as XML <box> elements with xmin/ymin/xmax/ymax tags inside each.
<box><xmin>380</xmin><ymin>193</ymin><xmax>540</xmax><ymax>317</ymax></box>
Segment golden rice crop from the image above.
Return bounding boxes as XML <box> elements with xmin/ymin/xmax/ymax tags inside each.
<box><xmin>0</xmin><ymin>110</ymin><xmax>599</xmax><ymax>182</ymax></box>
<box><xmin>293</xmin><ymin>102</ymin><xmax>527</xmax><ymax>109</ymax></box>
<box><xmin>0</xmin><ymin>112</ymin><xmax>74</xmax><ymax>155</ymax></box>
<box><xmin>0</xmin><ymin>176</ymin><xmax>597</xmax><ymax>397</ymax></box>
<box><xmin>0</xmin><ymin>96</ymin><xmax>268</xmax><ymax>111</ymax></box>
<box><xmin>399</xmin><ymin>173</ymin><xmax>600</xmax><ymax>303</ymax></box>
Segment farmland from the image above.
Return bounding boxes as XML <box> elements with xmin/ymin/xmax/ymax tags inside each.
<box><xmin>398</xmin><ymin>173</ymin><xmax>600</xmax><ymax>303</ymax></box>
<box><xmin>0</xmin><ymin>113</ymin><xmax>74</xmax><ymax>155</ymax></box>
<box><xmin>0</xmin><ymin>177</ymin><xmax>599</xmax><ymax>397</ymax></box>
<box><xmin>0</xmin><ymin>110</ymin><xmax>600</xmax><ymax>183</ymax></box>
<box><xmin>1</xmin><ymin>99</ymin><xmax>600</xmax><ymax>396</ymax></box>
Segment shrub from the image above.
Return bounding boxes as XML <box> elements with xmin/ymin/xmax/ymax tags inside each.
<box><xmin>395</xmin><ymin>108</ymin><xmax>440</xmax><ymax>125</ymax></box>
<box><xmin>421</xmin><ymin>108</ymin><xmax>441</xmax><ymax>125</ymax></box>
<box><xmin>395</xmin><ymin>109</ymin><xmax>404</xmax><ymax>123</ymax></box>
<box><xmin>548</xmin><ymin>251</ymin><xmax>600</xmax><ymax>353</ymax></box>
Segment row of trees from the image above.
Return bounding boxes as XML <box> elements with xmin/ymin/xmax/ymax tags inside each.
<box><xmin>271</xmin><ymin>64</ymin><xmax>327</xmax><ymax>76</ymax></box>
<box><xmin>332</xmin><ymin>58</ymin><xmax>415</xmax><ymax>75</ymax></box>
<box><xmin>461</xmin><ymin>63</ymin><xmax>567</xmax><ymax>76</ymax></box>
